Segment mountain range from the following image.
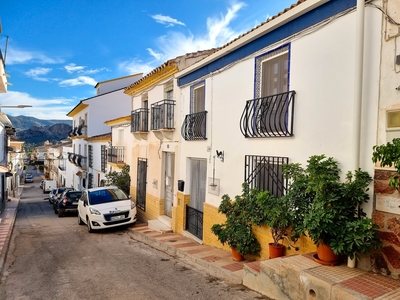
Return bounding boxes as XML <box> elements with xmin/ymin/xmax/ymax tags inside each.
<box><xmin>7</xmin><ymin>115</ymin><xmax>72</xmax><ymax>145</ymax></box>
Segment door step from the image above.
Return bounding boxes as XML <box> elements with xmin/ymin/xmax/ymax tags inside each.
<box><xmin>148</xmin><ymin>216</ymin><xmax>172</xmax><ymax>233</ymax></box>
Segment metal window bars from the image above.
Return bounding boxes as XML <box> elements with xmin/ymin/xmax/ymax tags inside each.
<box><xmin>240</xmin><ymin>91</ymin><xmax>295</xmax><ymax>138</ymax></box>
<box><xmin>244</xmin><ymin>155</ymin><xmax>289</xmax><ymax>197</ymax></box>
<box><xmin>181</xmin><ymin>111</ymin><xmax>207</xmax><ymax>141</ymax></box>
<box><xmin>131</xmin><ymin>108</ymin><xmax>149</xmax><ymax>132</ymax></box>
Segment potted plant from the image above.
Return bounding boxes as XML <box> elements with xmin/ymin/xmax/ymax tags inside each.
<box><xmin>211</xmin><ymin>187</ymin><xmax>261</xmax><ymax>260</ymax></box>
<box><xmin>290</xmin><ymin>155</ymin><xmax>380</xmax><ymax>265</ymax></box>
<box><xmin>249</xmin><ymin>191</ymin><xmax>298</xmax><ymax>258</ymax></box>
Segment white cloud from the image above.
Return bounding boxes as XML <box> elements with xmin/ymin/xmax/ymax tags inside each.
<box><xmin>24</xmin><ymin>67</ymin><xmax>52</xmax><ymax>82</ymax></box>
<box><xmin>147</xmin><ymin>48</ymin><xmax>162</xmax><ymax>61</ymax></box>
<box><xmin>118</xmin><ymin>59</ymin><xmax>155</xmax><ymax>76</ymax></box>
<box><xmin>152</xmin><ymin>14</ymin><xmax>185</xmax><ymax>27</ymax></box>
<box><xmin>64</xmin><ymin>63</ymin><xmax>109</xmax><ymax>76</ymax></box>
<box><xmin>59</xmin><ymin>76</ymin><xmax>97</xmax><ymax>87</ymax></box>
<box><xmin>64</xmin><ymin>63</ymin><xmax>86</xmax><ymax>73</ymax></box>
<box><xmin>0</xmin><ymin>91</ymin><xmax>74</xmax><ymax>119</ymax></box>
<box><xmin>119</xmin><ymin>2</ymin><xmax>245</xmax><ymax>74</ymax></box>
<box><xmin>6</xmin><ymin>47</ymin><xmax>64</xmax><ymax>65</ymax></box>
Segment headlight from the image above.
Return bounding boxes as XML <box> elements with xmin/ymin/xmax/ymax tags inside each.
<box><xmin>131</xmin><ymin>201</ymin><xmax>136</xmax><ymax>209</ymax></box>
<box><xmin>89</xmin><ymin>207</ymin><xmax>101</xmax><ymax>215</ymax></box>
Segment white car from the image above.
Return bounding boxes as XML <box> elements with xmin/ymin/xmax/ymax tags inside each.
<box><xmin>77</xmin><ymin>186</ymin><xmax>137</xmax><ymax>232</ymax></box>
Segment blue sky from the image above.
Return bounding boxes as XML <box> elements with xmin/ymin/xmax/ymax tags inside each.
<box><xmin>0</xmin><ymin>0</ymin><xmax>296</xmax><ymax>120</ymax></box>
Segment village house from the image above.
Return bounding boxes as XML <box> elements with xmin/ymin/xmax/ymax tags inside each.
<box><xmin>66</xmin><ymin>74</ymin><xmax>142</xmax><ymax>191</ymax></box>
<box><xmin>121</xmin><ymin>50</ymin><xmax>216</xmax><ymax>230</ymax></box>
<box><xmin>174</xmin><ymin>0</ymin><xmax>381</xmax><ymax>258</ymax></box>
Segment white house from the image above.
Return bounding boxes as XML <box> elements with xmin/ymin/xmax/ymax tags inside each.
<box><xmin>66</xmin><ymin>73</ymin><xmax>142</xmax><ymax>190</ymax></box>
<box><xmin>175</xmin><ymin>0</ymin><xmax>381</xmax><ymax>255</ymax></box>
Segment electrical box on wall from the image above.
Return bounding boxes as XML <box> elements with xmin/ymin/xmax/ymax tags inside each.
<box><xmin>386</xmin><ymin>110</ymin><xmax>400</xmax><ymax>142</ymax></box>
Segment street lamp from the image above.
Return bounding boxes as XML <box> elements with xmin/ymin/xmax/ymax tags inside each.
<box><xmin>0</xmin><ymin>105</ymin><xmax>32</xmax><ymax>111</ymax></box>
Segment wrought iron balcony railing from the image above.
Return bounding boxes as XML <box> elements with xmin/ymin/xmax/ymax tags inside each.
<box><xmin>77</xmin><ymin>122</ymin><xmax>87</xmax><ymax>135</ymax></box>
<box><xmin>107</xmin><ymin>146</ymin><xmax>125</xmax><ymax>164</ymax></box>
<box><xmin>77</xmin><ymin>155</ymin><xmax>87</xmax><ymax>170</ymax></box>
<box><xmin>67</xmin><ymin>152</ymin><xmax>74</xmax><ymax>163</ymax></box>
<box><xmin>181</xmin><ymin>111</ymin><xmax>207</xmax><ymax>141</ymax></box>
<box><xmin>131</xmin><ymin>108</ymin><xmax>149</xmax><ymax>132</ymax></box>
<box><xmin>151</xmin><ymin>99</ymin><xmax>175</xmax><ymax>130</ymax></box>
<box><xmin>240</xmin><ymin>90</ymin><xmax>295</xmax><ymax>138</ymax></box>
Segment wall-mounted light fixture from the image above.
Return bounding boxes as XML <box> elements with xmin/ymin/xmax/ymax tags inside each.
<box><xmin>216</xmin><ymin>150</ymin><xmax>224</xmax><ymax>162</ymax></box>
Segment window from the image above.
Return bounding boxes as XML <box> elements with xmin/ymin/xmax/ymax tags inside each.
<box><xmin>190</xmin><ymin>82</ymin><xmax>205</xmax><ymax>113</ymax></box>
<box><xmin>88</xmin><ymin>145</ymin><xmax>93</xmax><ymax>168</ymax></box>
<box><xmin>240</xmin><ymin>45</ymin><xmax>294</xmax><ymax>138</ymax></box>
<box><xmin>88</xmin><ymin>173</ymin><xmax>93</xmax><ymax>189</ymax></box>
<box><xmin>118</xmin><ymin>129</ymin><xmax>124</xmax><ymax>146</ymax></box>
<box><xmin>164</xmin><ymin>80</ymin><xmax>173</xmax><ymax>100</ymax></box>
<box><xmin>256</xmin><ymin>46</ymin><xmax>289</xmax><ymax>98</ymax></box>
<box><xmin>244</xmin><ymin>155</ymin><xmax>288</xmax><ymax>197</ymax></box>
<box><xmin>101</xmin><ymin>145</ymin><xmax>106</xmax><ymax>173</ymax></box>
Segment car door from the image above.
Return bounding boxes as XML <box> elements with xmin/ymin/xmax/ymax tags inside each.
<box><xmin>78</xmin><ymin>192</ymin><xmax>87</xmax><ymax>220</ymax></box>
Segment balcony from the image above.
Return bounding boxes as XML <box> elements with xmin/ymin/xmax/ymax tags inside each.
<box><xmin>131</xmin><ymin>108</ymin><xmax>149</xmax><ymax>133</ymax></box>
<box><xmin>240</xmin><ymin>91</ymin><xmax>295</xmax><ymax>138</ymax></box>
<box><xmin>181</xmin><ymin>111</ymin><xmax>207</xmax><ymax>141</ymax></box>
<box><xmin>67</xmin><ymin>152</ymin><xmax>74</xmax><ymax>163</ymax></box>
<box><xmin>76</xmin><ymin>155</ymin><xmax>87</xmax><ymax>170</ymax></box>
<box><xmin>77</xmin><ymin>122</ymin><xmax>87</xmax><ymax>136</ymax></box>
<box><xmin>151</xmin><ymin>100</ymin><xmax>175</xmax><ymax>130</ymax></box>
<box><xmin>107</xmin><ymin>146</ymin><xmax>125</xmax><ymax>164</ymax></box>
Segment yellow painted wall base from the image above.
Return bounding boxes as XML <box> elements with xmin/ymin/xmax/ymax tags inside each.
<box><xmin>172</xmin><ymin>192</ymin><xmax>190</xmax><ymax>233</ymax></box>
<box><xmin>203</xmin><ymin>202</ymin><xmax>317</xmax><ymax>259</ymax></box>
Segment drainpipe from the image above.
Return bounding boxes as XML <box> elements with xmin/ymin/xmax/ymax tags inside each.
<box><xmin>353</xmin><ymin>0</ymin><xmax>365</xmax><ymax>170</ymax></box>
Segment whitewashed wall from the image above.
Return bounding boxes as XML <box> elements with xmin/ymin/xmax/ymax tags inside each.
<box><xmin>178</xmin><ymin>8</ymin><xmax>381</xmax><ymax>215</ymax></box>
<box><xmin>86</xmin><ymin>90</ymin><xmax>131</xmax><ymax>137</ymax></box>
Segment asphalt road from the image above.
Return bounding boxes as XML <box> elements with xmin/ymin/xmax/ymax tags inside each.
<box><xmin>0</xmin><ymin>176</ymin><xmax>266</xmax><ymax>300</ymax></box>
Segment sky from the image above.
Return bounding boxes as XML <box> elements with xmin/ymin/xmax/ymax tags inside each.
<box><xmin>0</xmin><ymin>0</ymin><xmax>296</xmax><ymax>120</ymax></box>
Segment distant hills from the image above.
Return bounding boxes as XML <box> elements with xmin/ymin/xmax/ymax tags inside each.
<box><xmin>8</xmin><ymin>115</ymin><xmax>72</xmax><ymax>132</ymax></box>
<box><xmin>7</xmin><ymin>115</ymin><xmax>72</xmax><ymax>145</ymax></box>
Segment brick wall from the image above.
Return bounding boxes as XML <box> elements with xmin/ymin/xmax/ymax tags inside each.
<box><xmin>373</xmin><ymin>169</ymin><xmax>400</xmax><ymax>277</ymax></box>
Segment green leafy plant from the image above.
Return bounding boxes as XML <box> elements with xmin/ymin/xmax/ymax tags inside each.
<box><xmin>106</xmin><ymin>165</ymin><xmax>131</xmax><ymax>195</ymax></box>
<box><xmin>372</xmin><ymin>138</ymin><xmax>400</xmax><ymax>189</ymax></box>
<box><xmin>293</xmin><ymin>155</ymin><xmax>380</xmax><ymax>256</ymax></box>
<box><xmin>211</xmin><ymin>185</ymin><xmax>261</xmax><ymax>256</ymax></box>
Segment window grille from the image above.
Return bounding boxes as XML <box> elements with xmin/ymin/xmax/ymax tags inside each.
<box><xmin>244</xmin><ymin>155</ymin><xmax>288</xmax><ymax>197</ymax></box>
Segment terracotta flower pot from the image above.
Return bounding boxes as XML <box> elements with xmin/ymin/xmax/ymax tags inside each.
<box><xmin>269</xmin><ymin>242</ymin><xmax>285</xmax><ymax>259</ymax></box>
<box><xmin>316</xmin><ymin>242</ymin><xmax>339</xmax><ymax>265</ymax></box>
<box><xmin>231</xmin><ymin>247</ymin><xmax>244</xmax><ymax>261</ymax></box>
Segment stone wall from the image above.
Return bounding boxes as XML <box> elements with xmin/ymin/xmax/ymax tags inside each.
<box><xmin>372</xmin><ymin>169</ymin><xmax>400</xmax><ymax>278</ymax></box>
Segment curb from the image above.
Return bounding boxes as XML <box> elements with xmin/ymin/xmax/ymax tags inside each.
<box><xmin>128</xmin><ymin>228</ymin><xmax>242</xmax><ymax>285</ymax></box>
<box><xmin>0</xmin><ymin>197</ymin><xmax>20</xmax><ymax>276</ymax></box>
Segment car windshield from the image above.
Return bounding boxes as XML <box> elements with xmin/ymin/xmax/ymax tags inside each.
<box><xmin>66</xmin><ymin>191</ymin><xmax>82</xmax><ymax>200</ymax></box>
<box><xmin>88</xmin><ymin>188</ymin><xmax>128</xmax><ymax>205</ymax></box>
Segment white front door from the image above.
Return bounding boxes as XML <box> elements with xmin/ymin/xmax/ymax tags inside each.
<box><xmin>163</xmin><ymin>152</ymin><xmax>174</xmax><ymax>217</ymax></box>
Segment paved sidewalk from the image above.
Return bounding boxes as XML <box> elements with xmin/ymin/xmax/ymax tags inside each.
<box><xmin>0</xmin><ymin>196</ymin><xmax>20</xmax><ymax>275</ymax></box>
<box><xmin>129</xmin><ymin>224</ymin><xmax>400</xmax><ymax>299</ymax></box>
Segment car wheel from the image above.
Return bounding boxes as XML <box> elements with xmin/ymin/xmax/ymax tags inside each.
<box><xmin>78</xmin><ymin>214</ymin><xmax>84</xmax><ymax>225</ymax></box>
<box><xmin>58</xmin><ymin>209</ymin><xmax>64</xmax><ymax>218</ymax></box>
<box><xmin>87</xmin><ymin>218</ymin><xmax>93</xmax><ymax>233</ymax></box>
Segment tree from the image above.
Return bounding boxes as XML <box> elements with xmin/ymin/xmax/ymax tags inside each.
<box><xmin>106</xmin><ymin>165</ymin><xmax>131</xmax><ymax>195</ymax></box>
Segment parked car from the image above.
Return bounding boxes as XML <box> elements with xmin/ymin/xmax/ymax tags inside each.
<box><xmin>56</xmin><ymin>190</ymin><xmax>83</xmax><ymax>217</ymax></box>
<box><xmin>51</xmin><ymin>187</ymin><xmax>74</xmax><ymax>208</ymax></box>
<box><xmin>77</xmin><ymin>186</ymin><xmax>136</xmax><ymax>232</ymax></box>
<box><xmin>48</xmin><ymin>188</ymin><xmax>57</xmax><ymax>203</ymax></box>
<box><xmin>43</xmin><ymin>180</ymin><xmax>57</xmax><ymax>193</ymax></box>
<box><xmin>24</xmin><ymin>173</ymin><xmax>33</xmax><ymax>183</ymax></box>
<box><xmin>40</xmin><ymin>180</ymin><xmax>44</xmax><ymax>189</ymax></box>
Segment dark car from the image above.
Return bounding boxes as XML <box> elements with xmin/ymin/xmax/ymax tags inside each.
<box><xmin>56</xmin><ymin>190</ymin><xmax>82</xmax><ymax>217</ymax></box>
<box><xmin>50</xmin><ymin>187</ymin><xmax>73</xmax><ymax>205</ymax></box>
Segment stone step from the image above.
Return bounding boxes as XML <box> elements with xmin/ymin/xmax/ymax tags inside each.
<box><xmin>147</xmin><ymin>219</ymin><xmax>172</xmax><ymax>233</ymax></box>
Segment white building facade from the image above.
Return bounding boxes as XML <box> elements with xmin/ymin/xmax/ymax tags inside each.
<box><xmin>175</xmin><ymin>0</ymin><xmax>381</xmax><ymax>249</ymax></box>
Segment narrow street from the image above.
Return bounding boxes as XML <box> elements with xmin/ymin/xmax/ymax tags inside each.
<box><xmin>0</xmin><ymin>175</ymin><xmax>265</xmax><ymax>300</ymax></box>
